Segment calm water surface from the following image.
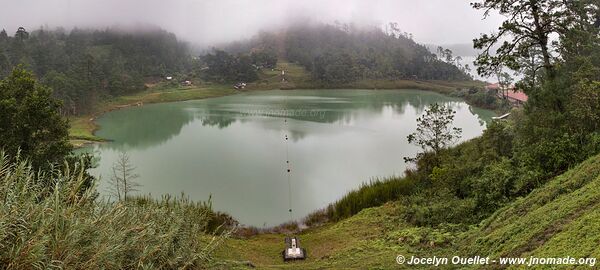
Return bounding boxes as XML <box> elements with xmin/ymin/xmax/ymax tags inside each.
<box><xmin>82</xmin><ymin>89</ymin><xmax>495</xmax><ymax>226</ymax></box>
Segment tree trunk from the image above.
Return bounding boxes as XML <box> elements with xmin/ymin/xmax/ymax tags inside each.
<box><xmin>594</xmin><ymin>10</ymin><xmax>600</xmax><ymax>28</ymax></box>
<box><xmin>531</xmin><ymin>2</ymin><xmax>555</xmax><ymax>77</ymax></box>
<box><xmin>123</xmin><ymin>163</ymin><xmax>127</xmax><ymax>201</ymax></box>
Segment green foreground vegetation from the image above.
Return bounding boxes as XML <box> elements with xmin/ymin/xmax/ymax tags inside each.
<box><xmin>2</xmin><ymin>140</ymin><xmax>600</xmax><ymax>269</ymax></box>
<box><xmin>0</xmin><ymin>152</ymin><xmax>231</xmax><ymax>269</ymax></box>
<box><xmin>215</xmin><ymin>152</ymin><xmax>600</xmax><ymax>269</ymax></box>
<box><xmin>1</xmin><ymin>0</ymin><xmax>599</xmax><ymax>268</ymax></box>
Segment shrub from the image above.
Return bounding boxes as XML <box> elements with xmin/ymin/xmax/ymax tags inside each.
<box><xmin>400</xmin><ymin>193</ymin><xmax>479</xmax><ymax>227</ymax></box>
<box><xmin>390</xmin><ymin>226</ymin><xmax>461</xmax><ymax>247</ymax></box>
<box><xmin>0</xmin><ymin>152</ymin><xmax>230</xmax><ymax>269</ymax></box>
<box><xmin>303</xmin><ymin>206</ymin><xmax>332</xmax><ymax>227</ymax></box>
<box><xmin>472</xmin><ymin>158</ymin><xmax>517</xmax><ymax>213</ymax></box>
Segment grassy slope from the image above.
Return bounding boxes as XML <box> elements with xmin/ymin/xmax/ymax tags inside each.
<box><xmin>214</xmin><ymin>153</ymin><xmax>600</xmax><ymax>269</ymax></box>
<box><xmin>214</xmin><ymin>204</ymin><xmax>407</xmax><ymax>269</ymax></box>
<box><xmin>68</xmin><ymin>61</ymin><xmax>482</xmax><ymax>146</ymax></box>
<box><xmin>460</xmin><ymin>153</ymin><xmax>600</xmax><ymax>269</ymax></box>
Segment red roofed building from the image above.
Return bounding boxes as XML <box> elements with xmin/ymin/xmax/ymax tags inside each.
<box><xmin>486</xmin><ymin>83</ymin><xmax>500</xmax><ymax>91</ymax></box>
<box><xmin>486</xmin><ymin>82</ymin><xmax>528</xmax><ymax>106</ymax></box>
<box><xmin>506</xmin><ymin>90</ymin><xmax>528</xmax><ymax>105</ymax></box>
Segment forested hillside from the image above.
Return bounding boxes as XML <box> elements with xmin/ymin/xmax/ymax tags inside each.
<box><xmin>285</xmin><ymin>23</ymin><xmax>472</xmax><ymax>82</ymax></box>
<box><xmin>0</xmin><ymin>23</ymin><xmax>474</xmax><ymax>116</ymax></box>
<box><xmin>210</xmin><ymin>23</ymin><xmax>472</xmax><ymax>84</ymax></box>
<box><xmin>0</xmin><ymin>27</ymin><xmax>191</xmax><ymax>115</ymax></box>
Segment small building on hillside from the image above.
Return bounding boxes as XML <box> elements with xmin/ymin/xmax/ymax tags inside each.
<box><xmin>486</xmin><ymin>82</ymin><xmax>528</xmax><ymax>106</ymax></box>
<box><xmin>506</xmin><ymin>90</ymin><xmax>528</xmax><ymax>105</ymax></box>
<box><xmin>486</xmin><ymin>83</ymin><xmax>500</xmax><ymax>91</ymax></box>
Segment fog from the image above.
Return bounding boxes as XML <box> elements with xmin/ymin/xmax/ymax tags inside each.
<box><xmin>0</xmin><ymin>0</ymin><xmax>503</xmax><ymax>50</ymax></box>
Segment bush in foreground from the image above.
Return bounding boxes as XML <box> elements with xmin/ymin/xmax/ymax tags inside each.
<box><xmin>0</xmin><ymin>153</ymin><xmax>230</xmax><ymax>269</ymax></box>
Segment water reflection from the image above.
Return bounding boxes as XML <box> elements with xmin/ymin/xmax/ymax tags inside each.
<box><xmin>86</xmin><ymin>89</ymin><xmax>495</xmax><ymax>226</ymax></box>
<box><xmin>95</xmin><ymin>103</ymin><xmax>195</xmax><ymax>150</ymax></box>
<box><xmin>96</xmin><ymin>89</ymin><xmax>492</xmax><ymax>149</ymax></box>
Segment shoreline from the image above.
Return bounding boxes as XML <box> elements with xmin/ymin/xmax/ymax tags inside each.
<box><xmin>70</xmin><ymin>82</ymin><xmax>499</xmax><ymax>232</ymax></box>
<box><xmin>68</xmin><ymin>79</ymin><xmax>490</xmax><ymax>147</ymax></box>
<box><xmin>68</xmin><ymin>84</ymin><xmax>240</xmax><ymax>147</ymax></box>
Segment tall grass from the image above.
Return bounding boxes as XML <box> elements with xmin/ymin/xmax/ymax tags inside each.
<box><xmin>304</xmin><ymin>176</ymin><xmax>418</xmax><ymax>226</ymax></box>
<box><xmin>0</xmin><ymin>153</ymin><xmax>231</xmax><ymax>269</ymax></box>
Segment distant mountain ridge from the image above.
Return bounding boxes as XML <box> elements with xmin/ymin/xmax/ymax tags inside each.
<box><xmin>220</xmin><ymin>23</ymin><xmax>473</xmax><ymax>83</ymax></box>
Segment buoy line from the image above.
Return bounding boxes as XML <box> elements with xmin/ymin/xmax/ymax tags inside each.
<box><xmin>281</xmin><ymin>91</ymin><xmax>307</xmax><ymax>262</ymax></box>
<box><xmin>284</xmin><ymin>114</ymin><xmax>293</xmax><ymax>221</ymax></box>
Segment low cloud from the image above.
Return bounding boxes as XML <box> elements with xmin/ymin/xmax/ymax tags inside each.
<box><xmin>0</xmin><ymin>0</ymin><xmax>504</xmax><ymax>48</ymax></box>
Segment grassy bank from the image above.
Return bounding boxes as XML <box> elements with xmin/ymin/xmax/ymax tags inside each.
<box><xmin>68</xmin><ymin>61</ymin><xmax>489</xmax><ymax>146</ymax></box>
<box><xmin>459</xmin><ymin>153</ymin><xmax>600</xmax><ymax>263</ymax></box>
<box><xmin>214</xmin><ymin>153</ymin><xmax>600</xmax><ymax>269</ymax></box>
<box><xmin>214</xmin><ymin>202</ymin><xmax>405</xmax><ymax>269</ymax></box>
<box><xmin>292</xmin><ymin>78</ymin><xmax>484</xmax><ymax>93</ymax></box>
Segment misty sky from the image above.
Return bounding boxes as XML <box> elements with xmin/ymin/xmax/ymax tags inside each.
<box><xmin>0</xmin><ymin>0</ymin><xmax>503</xmax><ymax>48</ymax></box>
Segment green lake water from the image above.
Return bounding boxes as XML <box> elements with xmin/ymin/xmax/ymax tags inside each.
<box><xmin>81</xmin><ymin>89</ymin><xmax>495</xmax><ymax>227</ymax></box>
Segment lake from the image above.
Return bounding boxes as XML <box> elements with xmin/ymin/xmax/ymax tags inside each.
<box><xmin>81</xmin><ymin>89</ymin><xmax>495</xmax><ymax>227</ymax></box>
